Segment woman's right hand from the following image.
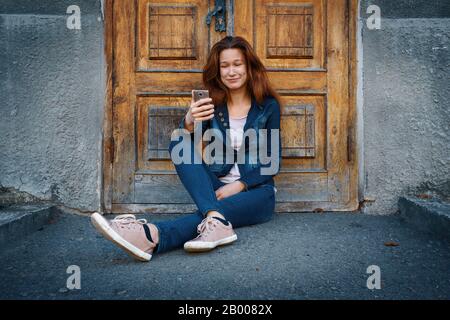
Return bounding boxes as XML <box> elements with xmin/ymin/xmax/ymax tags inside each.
<box><xmin>185</xmin><ymin>91</ymin><xmax>215</xmax><ymax>126</ymax></box>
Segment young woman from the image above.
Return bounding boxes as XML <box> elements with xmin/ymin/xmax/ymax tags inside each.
<box><xmin>91</xmin><ymin>36</ymin><xmax>282</xmax><ymax>262</ymax></box>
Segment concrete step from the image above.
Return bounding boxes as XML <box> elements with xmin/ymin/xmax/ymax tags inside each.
<box><xmin>398</xmin><ymin>196</ymin><xmax>450</xmax><ymax>241</ymax></box>
<box><xmin>0</xmin><ymin>204</ymin><xmax>58</xmax><ymax>248</ymax></box>
<box><xmin>0</xmin><ymin>187</ymin><xmax>42</xmax><ymax>206</ymax></box>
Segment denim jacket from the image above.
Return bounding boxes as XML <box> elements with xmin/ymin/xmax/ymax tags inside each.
<box><xmin>175</xmin><ymin>95</ymin><xmax>282</xmax><ymax>191</ymax></box>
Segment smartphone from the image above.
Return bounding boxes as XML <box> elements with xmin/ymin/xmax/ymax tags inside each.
<box><xmin>192</xmin><ymin>90</ymin><xmax>209</xmax><ymax>103</ymax></box>
<box><xmin>192</xmin><ymin>90</ymin><xmax>213</xmax><ymax>134</ymax></box>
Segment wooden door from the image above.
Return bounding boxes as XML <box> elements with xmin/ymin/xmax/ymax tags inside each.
<box><xmin>106</xmin><ymin>0</ymin><xmax>359</xmax><ymax>213</ymax></box>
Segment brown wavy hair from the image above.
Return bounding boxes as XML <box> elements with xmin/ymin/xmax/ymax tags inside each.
<box><xmin>202</xmin><ymin>36</ymin><xmax>282</xmax><ymax>108</ymax></box>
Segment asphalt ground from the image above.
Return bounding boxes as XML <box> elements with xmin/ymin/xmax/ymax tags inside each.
<box><xmin>0</xmin><ymin>211</ymin><xmax>449</xmax><ymax>300</ymax></box>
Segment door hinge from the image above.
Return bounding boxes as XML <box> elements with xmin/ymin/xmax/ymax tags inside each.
<box><xmin>206</xmin><ymin>0</ymin><xmax>227</xmax><ymax>32</ymax></box>
<box><xmin>347</xmin><ymin>125</ymin><xmax>354</xmax><ymax>162</ymax></box>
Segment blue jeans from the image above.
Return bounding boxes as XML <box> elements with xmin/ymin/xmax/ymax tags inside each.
<box><xmin>153</xmin><ymin>139</ymin><xmax>276</xmax><ymax>254</ymax></box>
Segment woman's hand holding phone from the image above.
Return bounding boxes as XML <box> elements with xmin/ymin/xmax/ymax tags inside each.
<box><xmin>185</xmin><ymin>90</ymin><xmax>215</xmax><ymax>127</ymax></box>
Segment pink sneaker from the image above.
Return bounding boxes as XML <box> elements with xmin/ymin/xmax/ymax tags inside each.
<box><xmin>90</xmin><ymin>212</ymin><xmax>157</xmax><ymax>262</ymax></box>
<box><xmin>184</xmin><ymin>216</ymin><xmax>237</xmax><ymax>252</ymax></box>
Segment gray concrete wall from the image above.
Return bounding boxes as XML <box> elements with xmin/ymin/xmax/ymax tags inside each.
<box><xmin>0</xmin><ymin>0</ymin><xmax>105</xmax><ymax>211</ymax></box>
<box><xmin>360</xmin><ymin>0</ymin><xmax>450</xmax><ymax>214</ymax></box>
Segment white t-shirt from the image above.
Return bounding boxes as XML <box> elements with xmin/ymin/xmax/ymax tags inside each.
<box><xmin>219</xmin><ymin>115</ymin><xmax>247</xmax><ymax>184</ymax></box>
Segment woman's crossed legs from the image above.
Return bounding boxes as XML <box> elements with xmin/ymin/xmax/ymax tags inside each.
<box><xmin>90</xmin><ymin>139</ymin><xmax>275</xmax><ymax>261</ymax></box>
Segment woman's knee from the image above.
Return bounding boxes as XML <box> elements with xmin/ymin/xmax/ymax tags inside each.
<box><xmin>228</xmin><ymin>200</ymin><xmax>274</xmax><ymax>227</ymax></box>
<box><xmin>252</xmin><ymin>192</ymin><xmax>275</xmax><ymax>224</ymax></box>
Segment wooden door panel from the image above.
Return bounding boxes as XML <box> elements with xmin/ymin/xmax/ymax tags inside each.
<box><xmin>275</xmin><ymin>94</ymin><xmax>328</xmax><ymax>203</ymax></box>
<box><xmin>279</xmin><ymin>95</ymin><xmax>326</xmax><ymax>166</ymax></box>
<box><xmin>255</xmin><ymin>0</ymin><xmax>325</xmax><ymax>69</ymax></box>
<box><xmin>275</xmin><ymin>173</ymin><xmax>328</xmax><ymax>202</ymax></box>
<box><xmin>134</xmin><ymin>174</ymin><xmax>192</xmax><ymax>203</ymax></box>
<box><xmin>136</xmin><ymin>95</ymin><xmax>190</xmax><ymax>171</ymax></box>
<box><xmin>136</xmin><ymin>0</ymin><xmax>210</xmax><ymax>71</ymax></box>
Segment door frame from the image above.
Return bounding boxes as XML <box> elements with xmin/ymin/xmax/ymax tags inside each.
<box><xmin>101</xmin><ymin>0</ymin><xmax>361</xmax><ymax>214</ymax></box>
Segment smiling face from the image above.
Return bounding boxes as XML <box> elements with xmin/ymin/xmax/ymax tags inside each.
<box><xmin>219</xmin><ymin>48</ymin><xmax>248</xmax><ymax>91</ymax></box>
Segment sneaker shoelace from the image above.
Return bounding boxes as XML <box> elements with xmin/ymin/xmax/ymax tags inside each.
<box><xmin>111</xmin><ymin>214</ymin><xmax>148</xmax><ymax>230</ymax></box>
<box><xmin>196</xmin><ymin>217</ymin><xmax>219</xmax><ymax>239</ymax></box>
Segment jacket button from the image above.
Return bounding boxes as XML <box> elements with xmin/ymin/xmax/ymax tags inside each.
<box><xmin>224</xmin><ymin>122</ymin><xmax>228</xmax><ymax>127</ymax></box>
<box><xmin>220</xmin><ymin>118</ymin><xmax>225</xmax><ymax>122</ymax></box>
<box><xmin>219</xmin><ymin>112</ymin><xmax>223</xmax><ymax>116</ymax></box>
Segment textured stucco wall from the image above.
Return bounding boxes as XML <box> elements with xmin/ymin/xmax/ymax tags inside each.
<box><xmin>360</xmin><ymin>0</ymin><xmax>450</xmax><ymax>214</ymax></box>
<box><xmin>0</xmin><ymin>0</ymin><xmax>105</xmax><ymax>211</ymax></box>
